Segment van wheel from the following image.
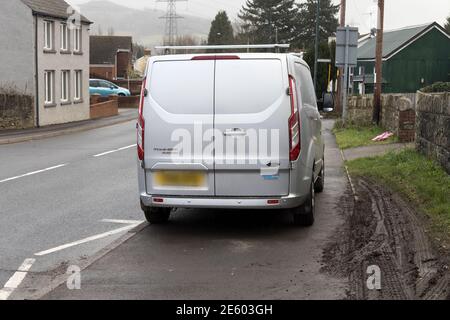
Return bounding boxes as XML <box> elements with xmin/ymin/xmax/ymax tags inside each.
<box><xmin>293</xmin><ymin>178</ymin><xmax>315</xmax><ymax>227</ymax></box>
<box><xmin>144</xmin><ymin>208</ymin><xmax>171</xmax><ymax>224</ymax></box>
<box><xmin>314</xmin><ymin>160</ymin><xmax>325</xmax><ymax>193</ymax></box>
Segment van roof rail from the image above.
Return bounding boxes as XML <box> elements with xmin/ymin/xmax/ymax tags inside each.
<box><xmin>155</xmin><ymin>44</ymin><xmax>290</xmax><ymax>54</ymax></box>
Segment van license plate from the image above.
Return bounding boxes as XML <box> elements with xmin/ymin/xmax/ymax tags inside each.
<box><xmin>154</xmin><ymin>171</ymin><xmax>205</xmax><ymax>187</ymax></box>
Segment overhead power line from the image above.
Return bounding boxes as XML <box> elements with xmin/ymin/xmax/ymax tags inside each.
<box><xmin>157</xmin><ymin>0</ymin><xmax>188</xmax><ymax>45</ymax></box>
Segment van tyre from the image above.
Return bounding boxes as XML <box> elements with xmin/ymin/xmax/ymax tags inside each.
<box><xmin>293</xmin><ymin>178</ymin><xmax>315</xmax><ymax>227</ymax></box>
<box><xmin>314</xmin><ymin>160</ymin><xmax>325</xmax><ymax>193</ymax></box>
<box><xmin>144</xmin><ymin>208</ymin><xmax>171</xmax><ymax>224</ymax></box>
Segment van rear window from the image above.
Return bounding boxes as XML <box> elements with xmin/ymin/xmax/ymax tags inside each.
<box><xmin>149</xmin><ymin>60</ymin><xmax>214</xmax><ymax>114</ymax></box>
<box><xmin>215</xmin><ymin>59</ymin><xmax>284</xmax><ymax>114</ymax></box>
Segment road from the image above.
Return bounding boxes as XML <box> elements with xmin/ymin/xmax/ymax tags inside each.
<box><xmin>1</xmin><ymin>119</ymin><xmax>349</xmax><ymax>300</ymax></box>
<box><xmin>0</xmin><ymin>118</ymin><xmax>143</xmax><ymax>299</ymax></box>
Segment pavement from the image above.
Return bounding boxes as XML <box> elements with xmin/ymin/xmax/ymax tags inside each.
<box><xmin>0</xmin><ymin>109</ymin><xmax>137</xmax><ymax>145</ymax></box>
<box><xmin>18</xmin><ymin>119</ymin><xmax>350</xmax><ymax>300</ymax></box>
<box><xmin>342</xmin><ymin>142</ymin><xmax>415</xmax><ymax>161</ymax></box>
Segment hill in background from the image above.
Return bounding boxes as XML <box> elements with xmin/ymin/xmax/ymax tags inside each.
<box><xmin>80</xmin><ymin>0</ymin><xmax>211</xmax><ymax>46</ymax></box>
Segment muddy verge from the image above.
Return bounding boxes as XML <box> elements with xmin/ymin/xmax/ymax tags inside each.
<box><xmin>322</xmin><ymin>178</ymin><xmax>449</xmax><ymax>300</ymax></box>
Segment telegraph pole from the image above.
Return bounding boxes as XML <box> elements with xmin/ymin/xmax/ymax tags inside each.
<box><xmin>373</xmin><ymin>0</ymin><xmax>384</xmax><ymax>124</ymax></box>
<box><xmin>336</xmin><ymin>0</ymin><xmax>346</xmax><ymax>114</ymax></box>
<box><xmin>313</xmin><ymin>0</ymin><xmax>321</xmax><ymax>91</ymax></box>
<box><xmin>157</xmin><ymin>0</ymin><xmax>188</xmax><ymax>46</ymax></box>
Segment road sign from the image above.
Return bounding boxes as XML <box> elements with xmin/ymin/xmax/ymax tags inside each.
<box><xmin>335</xmin><ymin>26</ymin><xmax>359</xmax><ymax>123</ymax></box>
<box><xmin>335</xmin><ymin>27</ymin><xmax>358</xmax><ymax>67</ymax></box>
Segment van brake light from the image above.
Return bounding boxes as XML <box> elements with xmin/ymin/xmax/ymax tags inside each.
<box><xmin>137</xmin><ymin>77</ymin><xmax>147</xmax><ymax>161</ymax></box>
<box><xmin>288</xmin><ymin>75</ymin><xmax>301</xmax><ymax>161</ymax></box>
<box><xmin>191</xmin><ymin>55</ymin><xmax>240</xmax><ymax>60</ymax></box>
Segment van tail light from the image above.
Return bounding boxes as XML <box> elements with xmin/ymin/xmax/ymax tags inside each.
<box><xmin>288</xmin><ymin>75</ymin><xmax>301</xmax><ymax>161</ymax></box>
<box><xmin>137</xmin><ymin>77</ymin><xmax>147</xmax><ymax>161</ymax></box>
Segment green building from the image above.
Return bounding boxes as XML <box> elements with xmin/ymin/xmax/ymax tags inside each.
<box><xmin>353</xmin><ymin>22</ymin><xmax>450</xmax><ymax>94</ymax></box>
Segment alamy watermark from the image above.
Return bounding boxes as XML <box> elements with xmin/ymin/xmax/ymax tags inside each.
<box><xmin>167</xmin><ymin>123</ymin><xmax>282</xmax><ymax>176</ymax></box>
<box><xmin>366</xmin><ymin>265</ymin><xmax>382</xmax><ymax>290</ymax></box>
<box><xmin>66</xmin><ymin>265</ymin><xmax>81</xmax><ymax>290</ymax></box>
<box><xmin>66</xmin><ymin>6</ymin><xmax>81</xmax><ymax>30</ymax></box>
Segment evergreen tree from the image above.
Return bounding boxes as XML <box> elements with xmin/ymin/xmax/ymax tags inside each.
<box><xmin>238</xmin><ymin>0</ymin><xmax>299</xmax><ymax>44</ymax></box>
<box><xmin>295</xmin><ymin>0</ymin><xmax>339</xmax><ymax>49</ymax></box>
<box><xmin>208</xmin><ymin>11</ymin><xmax>235</xmax><ymax>45</ymax></box>
<box><xmin>304</xmin><ymin>41</ymin><xmax>336</xmax><ymax>97</ymax></box>
<box><xmin>445</xmin><ymin>15</ymin><xmax>450</xmax><ymax>34</ymax></box>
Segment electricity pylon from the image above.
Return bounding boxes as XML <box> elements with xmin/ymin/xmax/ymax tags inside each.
<box><xmin>157</xmin><ymin>0</ymin><xmax>188</xmax><ymax>45</ymax></box>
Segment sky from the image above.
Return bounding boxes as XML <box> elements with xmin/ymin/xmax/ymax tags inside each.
<box><xmin>67</xmin><ymin>0</ymin><xmax>450</xmax><ymax>34</ymax></box>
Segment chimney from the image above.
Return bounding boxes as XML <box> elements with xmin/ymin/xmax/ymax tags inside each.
<box><xmin>144</xmin><ymin>49</ymin><xmax>152</xmax><ymax>56</ymax></box>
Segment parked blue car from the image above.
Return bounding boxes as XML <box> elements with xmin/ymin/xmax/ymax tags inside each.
<box><xmin>89</xmin><ymin>79</ymin><xmax>131</xmax><ymax>97</ymax></box>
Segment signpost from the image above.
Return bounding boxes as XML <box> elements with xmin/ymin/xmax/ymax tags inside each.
<box><xmin>335</xmin><ymin>26</ymin><xmax>358</xmax><ymax>123</ymax></box>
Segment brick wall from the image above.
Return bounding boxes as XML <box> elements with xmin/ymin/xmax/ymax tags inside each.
<box><xmin>118</xmin><ymin>96</ymin><xmax>140</xmax><ymax>109</ymax></box>
<box><xmin>416</xmin><ymin>91</ymin><xmax>450</xmax><ymax>174</ymax></box>
<box><xmin>116</xmin><ymin>51</ymin><xmax>131</xmax><ymax>79</ymax></box>
<box><xmin>0</xmin><ymin>93</ymin><xmax>34</xmax><ymax>129</ymax></box>
<box><xmin>90</xmin><ymin>94</ymin><xmax>119</xmax><ymax>119</ymax></box>
<box><xmin>346</xmin><ymin>94</ymin><xmax>416</xmax><ymax>142</ymax></box>
<box><xmin>90</xmin><ymin>65</ymin><xmax>115</xmax><ymax>81</ymax></box>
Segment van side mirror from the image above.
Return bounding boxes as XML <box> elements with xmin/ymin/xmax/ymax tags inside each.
<box><xmin>320</xmin><ymin>92</ymin><xmax>334</xmax><ymax>112</ymax></box>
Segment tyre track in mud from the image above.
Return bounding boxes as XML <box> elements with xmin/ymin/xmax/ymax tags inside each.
<box><xmin>322</xmin><ymin>178</ymin><xmax>449</xmax><ymax>300</ymax></box>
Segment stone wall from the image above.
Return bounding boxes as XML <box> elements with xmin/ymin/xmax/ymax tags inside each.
<box><xmin>346</xmin><ymin>94</ymin><xmax>416</xmax><ymax>142</ymax></box>
<box><xmin>0</xmin><ymin>93</ymin><xmax>34</xmax><ymax>129</ymax></box>
<box><xmin>416</xmin><ymin>91</ymin><xmax>450</xmax><ymax>174</ymax></box>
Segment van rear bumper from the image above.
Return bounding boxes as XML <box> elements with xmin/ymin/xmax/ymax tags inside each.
<box><xmin>140</xmin><ymin>193</ymin><xmax>307</xmax><ymax>210</ymax></box>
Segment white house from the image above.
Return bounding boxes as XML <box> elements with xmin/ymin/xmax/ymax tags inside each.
<box><xmin>0</xmin><ymin>0</ymin><xmax>92</xmax><ymax>127</ymax></box>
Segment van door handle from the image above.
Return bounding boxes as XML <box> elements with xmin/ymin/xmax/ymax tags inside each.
<box><xmin>224</xmin><ymin>128</ymin><xmax>247</xmax><ymax>136</ymax></box>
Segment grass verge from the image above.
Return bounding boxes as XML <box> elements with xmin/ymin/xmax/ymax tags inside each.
<box><xmin>333</xmin><ymin>124</ymin><xmax>397</xmax><ymax>149</ymax></box>
<box><xmin>347</xmin><ymin>149</ymin><xmax>450</xmax><ymax>248</ymax></box>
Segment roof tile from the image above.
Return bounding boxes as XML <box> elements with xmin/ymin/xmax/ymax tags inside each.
<box><xmin>20</xmin><ymin>0</ymin><xmax>91</xmax><ymax>23</ymax></box>
<box><xmin>358</xmin><ymin>23</ymin><xmax>435</xmax><ymax>60</ymax></box>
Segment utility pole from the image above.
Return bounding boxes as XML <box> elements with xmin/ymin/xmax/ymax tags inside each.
<box><xmin>336</xmin><ymin>0</ymin><xmax>346</xmax><ymax>114</ymax></box>
<box><xmin>313</xmin><ymin>0</ymin><xmax>321</xmax><ymax>91</ymax></box>
<box><xmin>373</xmin><ymin>0</ymin><xmax>384</xmax><ymax>124</ymax></box>
<box><xmin>157</xmin><ymin>0</ymin><xmax>188</xmax><ymax>46</ymax></box>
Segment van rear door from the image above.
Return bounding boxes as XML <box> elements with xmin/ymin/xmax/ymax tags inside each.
<box><xmin>214</xmin><ymin>58</ymin><xmax>291</xmax><ymax>197</ymax></box>
<box><xmin>144</xmin><ymin>59</ymin><xmax>215</xmax><ymax>196</ymax></box>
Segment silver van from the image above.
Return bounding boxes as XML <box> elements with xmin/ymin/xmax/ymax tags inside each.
<box><xmin>137</xmin><ymin>51</ymin><xmax>331</xmax><ymax>226</ymax></box>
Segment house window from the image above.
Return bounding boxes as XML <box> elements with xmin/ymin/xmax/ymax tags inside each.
<box><xmin>44</xmin><ymin>71</ymin><xmax>55</xmax><ymax>105</ymax></box>
<box><xmin>74</xmin><ymin>70</ymin><xmax>82</xmax><ymax>101</ymax></box>
<box><xmin>74</xmin><ymin>27</ymin><xmax>82</xmax><ymax>53</ymax></box>
<box><xmin>60</xmin><ymin>23</ymin><xmax>69</xmax><ymax>51</ymax></box>
<box><xmin>61</xmin><ymin>70</ymin><xmax>70</xmax><ymax>103</ymax></box>
<box><xmin>44</xmin><ymin>20</ymin><xmax>54</xmax><ymax>50</ymax></box>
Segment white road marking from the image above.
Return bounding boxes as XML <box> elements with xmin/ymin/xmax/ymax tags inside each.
<box><xmin>0</xmin><ymin>164</ymin><xmax>68</xmax><ymax>184</ymax></box>
<box><xmin>0</xmin><ymin>258</ymin><xmax>36</xmax><ymax>300</ymax></box>
<box><xmin>93</xmin><ymin>144</ymin><xmax>136</xmax><ymax>158</ymax></box>
<box><xmin>34</xmin><ymin>221</ymin><xmax>142</xmax><ymax>257</ymax></box>
<box><xmin>102</xmin><ymin>219</ymin><xmax>144</xmax><ymax>225</ymax></box>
